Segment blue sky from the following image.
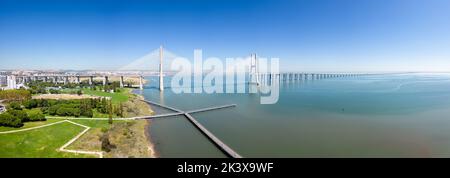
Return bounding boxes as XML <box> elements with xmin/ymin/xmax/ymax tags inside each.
<box><xmin>1</xmin><ymin>0</ymin><xmax>450</xmax><ymax>72</ymax></box>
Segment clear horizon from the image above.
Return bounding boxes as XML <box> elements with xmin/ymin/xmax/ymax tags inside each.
<box><xmin>1</xmin><ymin>0</ymin><xmax>450</xmax><ymax>72</ymax></box>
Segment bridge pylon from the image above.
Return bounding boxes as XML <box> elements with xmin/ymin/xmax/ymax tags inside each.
<box><xmin>159</xmin><ymin>45</ymin><xmax>164</xmax><ymax>91</ymax></box>
<box><xmin>249</xmin><ymin>53</ymin><xmax>259</xmax><ymax>85</ymax></box>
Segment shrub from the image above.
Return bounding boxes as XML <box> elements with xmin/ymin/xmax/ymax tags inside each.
<box><xmin>56</xmin><ymin>107</ymin><xmax>81</xmax><ymax>117</ymax></box>
<box><xmin>81</xmin><ymin>109</ymin><xmax>93</xmax><ymax>118</ymax></box>
<box><xmin>28</xmin><ymin>111</ymin><xmax>46</xmax><ymax>121</ymax></box>
<box><xmin>100</xmin><ymin>133</ymin><xmax>116</xmax><ymax>152</ymax></box>
<box><xmin>23</xmin><ymin>99</ymin><xmax>38</xmax><ymax>109</ymax></box>
<box><xmin>56</xmin><ymin>107</ymin><xmax>69</xmax><ymax>116</ymax></box>
<box><xmin>8</xmin><ymin>102</ymin><xmax>22</xmax><ymax>110</ymax></box>
<box><xmin>7</xmin><ymin>109</ymin><xmax>29</xmax><ymax>122</ymax></box>
<box><xmin>49</xmin><ymin>89</ymin><xmax>61</xmax><ymax>94</ymax></box>
<box><xmin>0</xmin><ymin>113</ymin><xmax>23</xmax><ymax>128</ymax></box>
<box><xmin>48</xmin><ymin>105</ymin><xmax>59</xmax><ymax>115</ymax></box>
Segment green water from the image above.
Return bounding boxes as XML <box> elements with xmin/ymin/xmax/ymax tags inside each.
<box><xmin>137</xmin><ymin>73</ymin><xmax>450</xmax><ymax>157</ymax></box>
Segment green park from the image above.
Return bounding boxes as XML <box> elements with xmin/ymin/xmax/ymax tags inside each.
<box><xmin>0</xmin><ymin>79</ymin><xmax>154</xmax><ymax>158</ymax></box>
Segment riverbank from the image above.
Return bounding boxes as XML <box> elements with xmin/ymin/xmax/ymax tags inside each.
<box><xmin>133</xmin><ymin>90</ymin><xmax>158</xmax><ymax>158</ymax></box>
<box><xmin>86</xmin><ymin>89</ymin><xmax>156</xmax><ymax>158</ymax></box>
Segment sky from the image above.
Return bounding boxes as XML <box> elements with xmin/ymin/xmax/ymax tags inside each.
<box><xmin>1</xmin><ymin>0</ymin><xmax>450</xmax><ymax>72</ymax></box>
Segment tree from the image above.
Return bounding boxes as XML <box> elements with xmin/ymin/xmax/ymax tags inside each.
<box><xmin>49</xmin><ymin>89</ymin><xmax>61</xmax><ymax>94</ymax></box>
<box><xmin>0</xmin><ymin>89</ymin><xmax>31</xmax><ymax>102</ymax></box>
<box><xmin>48</xmin><ymin>105</ymin><xmax>59</xmax><ymax>115</ymax></box>
<box><xmin>0</xmin><ymin>113</ymin><xmax>23</xmax><ymax>127</ymax></box>
<box><xmin>100</xmin><ymin>133</ymin><xmax>115</xmax><ymax>152</ymax></box>
<box><xmin>29</xmin><ymin>111</ymin><xmax>46</xmax><ymax>121</ymax></box>
<box><xmin>108</xmin><ymin>99</ymin><xmax>113</xmax><ymax>125</ymax></box>
<box><xmin>119</xmin><ymin>102</ymin><xmax>124</xmax><ymax>118</ymax></box>
<box><xmin>8</xmin><ymin>102</ymin><xmax>22</xmax><ymax>110</ymax></box>
<box><xmin>82</xmin><ymin>109</ymin><xmax>93</xmax><ymax>118</ymax></box>
<box><xmin>7</xmin><ymin>109</ymin><xmax>29</xmax><ymax>122</ymax></box>
<box><xmin>23</xmin><ymin>99</ymin><xmax>38</xmax><ymax>109</ymax></box>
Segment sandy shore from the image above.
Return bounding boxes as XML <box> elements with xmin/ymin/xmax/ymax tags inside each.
<box><xmin>144</xmin><ymin>120</ymin><xmax>158</xmax><ymax>158</ymax></box>
<box><xmin>132</xmin><ymin>90</ymin><xmax>157</xmax><ymax>158</ymax></box>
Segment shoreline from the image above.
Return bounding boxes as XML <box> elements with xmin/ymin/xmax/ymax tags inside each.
<box><xmin>132</xmin><ymin>89</ymin><xmax>158</xmax><ymax>158</ymax></box>
<box><xmin>144</xmin><ymin>120</ymin><xmax>159</xmax><ymax>158</ymax></box>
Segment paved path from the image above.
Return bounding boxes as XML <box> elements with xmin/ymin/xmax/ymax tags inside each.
<box><xmin>46</xmin><ymin>116</ymin><xmax>136</xmax><ymax>121</ymax></box>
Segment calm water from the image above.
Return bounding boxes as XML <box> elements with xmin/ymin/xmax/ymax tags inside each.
<box><xmin>135</xmin><ymin>73</ymin><xmax>450</xmax><ymax>158</ymax></box>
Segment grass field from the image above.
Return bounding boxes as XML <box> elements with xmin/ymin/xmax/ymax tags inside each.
<box><xmin>0</xmin><ymin>119</ymin><xmax>93</xmax><ymax>158</ymax></box>
<box><xmin>82</xmin><ymin>88</ymin><xmax>130</xmax><ymax>104</ymax></box>
<box><xmin>0</xmin><ymin>118</ymin><xmax>117</xmax><ymax>158</ymax></box>
<box><xmin>0</xmin><ymin>118</ymin><xmax>152</xmax><ymax>158</ymax></box>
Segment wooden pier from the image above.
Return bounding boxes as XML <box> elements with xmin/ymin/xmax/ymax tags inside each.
<box><xmin>186</xmin><ymin>104</ymin><xmax>236</xmax><ymax>114</ymax></box>
<box><xmin>140</xmin><ymin>100</ymin><xmax>242</xmax><ymax>158</ymax></box>
<box><xmin>184</xmin><ymin>113</ymin><xmax>242</xmax><ymax>158</ymax></box>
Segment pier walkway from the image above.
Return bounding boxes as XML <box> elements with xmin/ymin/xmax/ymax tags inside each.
<box><xmin>140</xmin><ymin>100</ymin><xmax>241</xmax><ymax>158</ymax></box>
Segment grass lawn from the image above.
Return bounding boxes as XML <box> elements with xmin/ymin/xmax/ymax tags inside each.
<box><xmin>0</xmin><ymin>117</ymin><xmax>131</xmax><ymax>158</ymax></box>
<box><xmin>0</xmin><ymin>118</ymin><xmax>121</xmax><ymax>158</ymax></box>
<box><xmin>0</xmin><ymin>119</ymin><xmax>94</xmax><ymax>158</ymax></box>
<box><xmin>0</xmin><ymin>116</ymin><xmax>150</xmax><ymax>158</ymax></box>
<box><xmin>82</xmin><ymin>88</ymin><xmax>130</xmax><ymax>104</ymax></box>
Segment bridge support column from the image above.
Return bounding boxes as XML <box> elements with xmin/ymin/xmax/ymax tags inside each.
<box><xmin>159</xmin><ymin>45</ymin><xmax>164</xmax><ymax>91</ymax></box>
<box><xmin>139</xmin><ymin>76</ymin><xmax>144</xmax><ymax>90</ymax></box>
<box><xmin>64</xmin><ymin>76</ymin><xmax>69</xmax><ymax>85</ymax></box>
<box><xmin>103</xmin><ymin>76</ymin><xmax>108</xmax><ymax>86</ymax></box>
<box><xmin>120</xmin><ymin>76</ymin><xmax>124</xmax><ymax>88</ymax></box>
<box><xmin>89</xmin><ymin>76</ymin><xmax>93</xmax><ymax>86</ymax></box>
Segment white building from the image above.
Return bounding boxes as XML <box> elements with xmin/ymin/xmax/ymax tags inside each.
<box><xmin>7</xmin><ymin>75</ymin><xmax>17</xmax><ymax>89</ymax></box>
<box><xmin>0</xmin><ymin>76</ymin><xmax>6</xmax><ymax>86</ymax></box>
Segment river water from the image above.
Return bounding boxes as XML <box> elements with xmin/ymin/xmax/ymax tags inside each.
<box><xmin>135</xmin><ymin>73</ymin><xmax>450</xmax><ymax>157</ymax></box>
